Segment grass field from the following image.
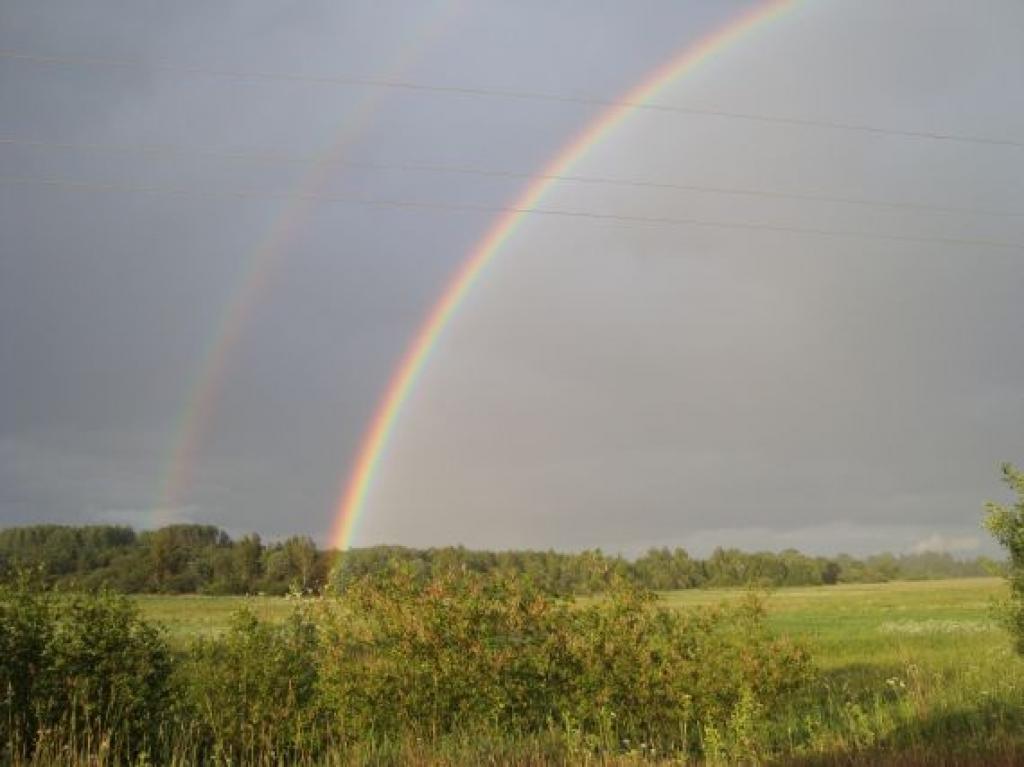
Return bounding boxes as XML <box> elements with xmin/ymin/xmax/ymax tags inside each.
<box><xmin>664</xmin><ymin>578</ymin><xmax>1008</xmax><ymax>668</ymax></box>
<box><xmin>138</xmin><ymin>577</ymin><xmax>1005</xmax><ymax>636</ymax></box>
<box><xmin>131</xmin><ymin>577</ymin><xmax>1023</xmax><ymax>765</ymax></box>
<box><xmin>133</xmin><ymin>592</ymin><xmax>297</xmax><ymax>645</ymax></box>
<box><xmin>137</xmin><ymin>577</ymin><xmax>1011</xmax><ymax>667</ymax></box>
<box><xmin>665</xmin><ymin>578</ymin><xmax>1024</xmax><ymax>764</ymax></box>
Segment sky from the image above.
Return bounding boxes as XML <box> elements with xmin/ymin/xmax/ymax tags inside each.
<box><xmin>1</xmin><ymin>0</ymin><xmax>1022</xmax><ymax>556</ymax></box>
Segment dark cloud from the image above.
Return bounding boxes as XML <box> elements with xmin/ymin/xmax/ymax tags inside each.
<box><xmin>1</xmin><ymin>0</ymin><xmax>1021</xmax><ymax>552</ymax></box>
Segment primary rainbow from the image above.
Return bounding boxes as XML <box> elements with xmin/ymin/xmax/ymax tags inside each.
<box><xmin>330</xmin><ymin>0</ymin><xmax>798</xmax><ymax>549</ymax></box>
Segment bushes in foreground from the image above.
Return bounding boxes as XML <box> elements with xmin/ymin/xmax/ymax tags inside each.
<box><xmin>5</xmin><ymin>571</ymin><xmax>1024</xmax><ymax>765</ymax></box>
<box><xmin>1</xmin><ymin>569</ymin><xmax>813</xmax><ymax>764</ymax></box>
<box><xmin>0</xmin><ymin>576</ymin><xmax>174</xmax><ymax>761</ymax></box>
<box><xmin>183</xmin><ymin>606</ymin><xmax>325</xmax><ymax>761</ymax></box>
<box><xmin>317</xmin><ymin>568</ymin><xmax>810</xmax><ymax>755</ymax></box>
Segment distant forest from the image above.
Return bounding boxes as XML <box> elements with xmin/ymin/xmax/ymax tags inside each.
<box><xmin>0</xmin><ymin>524</ymin><xmax>998</xmax><ymax>596</ymax></box>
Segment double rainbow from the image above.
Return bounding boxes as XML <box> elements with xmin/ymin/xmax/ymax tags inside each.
<box><xmin>330</xmin><ymin>0</ymin><xmax>798</xmax><ymax>549</ymax></box>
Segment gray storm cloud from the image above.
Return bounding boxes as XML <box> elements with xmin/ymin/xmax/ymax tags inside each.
<box><xmin>361</xmin><ymin>0</ymin><xmax>1024</xmax><ymax>554</ymax></box>
<box><xmin>1</xmin><ymin>0</ymin><xmax>1021</xmax><ymax>553</ymax></box>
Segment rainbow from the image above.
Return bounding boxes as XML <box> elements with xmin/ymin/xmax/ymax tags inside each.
<box><xmin>330</xmin><ymin>0</ymin><xmax>798</xmax><ymax>549</ymax></box>
<box><xmin>154</xmin><ymin>0</ymin><xmax>464</xmax><ymax>521</ymax></box>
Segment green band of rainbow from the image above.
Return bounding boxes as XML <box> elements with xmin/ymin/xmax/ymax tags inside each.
<box><xmin>331</xmin><ymin>0</ymin><xmax>797</xmax><ymax>550</ymax></box>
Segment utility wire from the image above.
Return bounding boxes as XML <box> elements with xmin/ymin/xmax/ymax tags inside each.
<box><xmin>1</xmin><ymin>49</ymin><xmax>1021</xmax><ymax>149</ymax></box>
<box><xmin>2</xmin><ymin>175</ymin><xmax>1020</xmax><ymax>251</ymax></box>
<box><xmin>1</xmin><ymin>137</ymin><xmax>1018</xmax><ymax>220</ymax></box>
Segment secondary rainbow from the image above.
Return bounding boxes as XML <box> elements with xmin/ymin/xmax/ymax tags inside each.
<box><xmin>154</xmin><ymin>0</ymin><xmax>464</xmax><ymax>521</ymax></box>
<box><xmin>331</xmin><ymin>0</ymin><xmax>798</xmax><ymax>549</ymax></box>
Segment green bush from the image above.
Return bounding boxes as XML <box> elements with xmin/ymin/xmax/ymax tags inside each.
<box><xmin>317</xmin><ymin>567</ymin><xmax>813</xmax><ymax>757</ymax></box>
<box><xmin>1</xmin><ymin>568</ymin><xmax>815</xmax><ymax>763</ymax></box>
<box><xmin>319</xmin><ymin>567</ymin><xmax>574</xmax><ymax>741</ymax></box>
<box><xmin>180</xmin><ymin>604</ymin><xmax>326</xmax><ymax>761</ymax></box>
<box><xmin>984</xmin><ymin>463</ymin><xmax>1024</xmax><ymax>654</ymax></box>
<box><xmin>0</xmin><ymin>577</ymin><xmax>173</xmax><ymax>760</ymax></box>
<box><xmin>0</xmin><ymin>574</ymin><xmax>51</xmax><ymax>757</ymax></box>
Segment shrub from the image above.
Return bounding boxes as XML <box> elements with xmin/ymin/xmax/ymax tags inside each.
<box><xmin>318</xmin><ymin>566</ymin><xmax>572</xmax><ymax>740</ymax></box>
<box><xmin>317</xmin><ymin>567</ymin><xmax>813</xmax><ymax>758</ymax></box>
<box><xmin>180</xmin><ymin>603</ymin><xmax>326</xmax><ymax>761</ymax></box>
<box><xmin>38</xmin><ymin>590</ymin><xmax>174</xmax><ymax>750</ymax></box>
<box><xmin>0</xmin><ymin>577</ymin><xmax>173</xmax><ymax>760</ymax></box>
<box><xmin>0</xmin><ymin>574</ymin><xmax>51</xmax><ymax>757</ymax></box>
<box><xmin>984</xmin><ymin>462</ymin><xmax>1024</xmax><ymax>653</ymax></box>
<box><xmin>561</xmin><ymin>582</ymin><xmax>812</xmax><ymax>755</ymax></box>
<box><xmin>1</xmin><ymin>567</ymin><xmax>815</xmax><ymax>763</ymax></box>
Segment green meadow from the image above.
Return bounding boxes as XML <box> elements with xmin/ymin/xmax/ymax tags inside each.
<box><xmin>670</xmin><ymin>578</ymin><xmax>1024</xmax><ymax>764</ymax></box>
<box><xmin>662</xmin><ymin>578</ymin><xmax>1007</xmax><ymax>669</ymax></box>
<box><xmin>133</xmin><ymin>593</ymin><xmax>296</xmax><ymax>646</ymax></box>
<box><xmin>140</xmin><ymin>577</ymin><xmax>1010</xmax><ymax>673</ymax></box>
<box><xmin>139</xmin><ymin>576</ymin><xmax>1006</xmax><ymax>654</ymax></box>
<box><xmin>5</xmin><ymin>576</ymin><xmax>1021</xmax><ymax>765</ymax></box>
<box><xmin>124</xmin><ymin>577</ymin><xmax>1023</xmax><ymax>765</ymax></box>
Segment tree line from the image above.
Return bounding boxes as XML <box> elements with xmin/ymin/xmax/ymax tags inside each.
<box><xmin>0</xmin><ymin>523</ymin><xmax>996</xmax><ymax>595</ymax></box>
<box><xmin>0</xmin><ymin>525</ymin><xmax>328</xmax><ymax>595</ymax></box>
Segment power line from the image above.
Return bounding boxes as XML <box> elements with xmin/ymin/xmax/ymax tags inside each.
<box><xmin>2</xmin><ymin>174</ymin><xmax>1020</xmax><ymax>251</ymax></box>
<box><xmin>1</xmin><ymin>49</ymin><xmax>1021</xmax><ymax>149</ymax></box>
<box><xmin>1</xmin><ymin>136</ymin><xmax>1018</xmax><ymax>220</ymax></box>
